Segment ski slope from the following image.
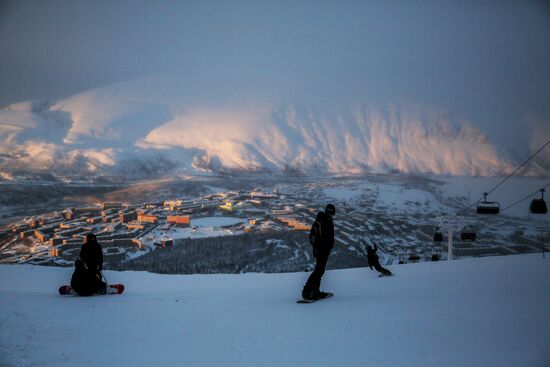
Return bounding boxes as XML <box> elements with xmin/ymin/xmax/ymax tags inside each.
<box><xmin>1</xmin><ymin>254</ymin><xmax>549</xmax><ymax>367</ymax></box>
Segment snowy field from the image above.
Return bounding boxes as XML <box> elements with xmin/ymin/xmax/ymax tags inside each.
<box><xmin>139</xmin><ymin>216</ymin><xmax>247</xmax><ymax>248</ymax></box>
<box><xmin>190</xmin><ymin>216</ymin><xmax>246</xmax><ymax>228</ymax></box>
<box><xmin>1</xmin><ymin>254</ymin><xmax>549</xmax><ymax>367</ymax></box>
<box><xmin>322</xmin><ymin>182</ymin><xmax>450</xmax><ymax>213</ymax></box>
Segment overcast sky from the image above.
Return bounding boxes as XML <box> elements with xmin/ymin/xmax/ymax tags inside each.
<box><xmin>0</xmin><ymin>0</ymin><xmax>549</xmax><ymax>149</ymax></box>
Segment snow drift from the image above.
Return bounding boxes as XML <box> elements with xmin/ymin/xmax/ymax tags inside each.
<box><xmin>0</xmin><ymin>254</ymin><xmax>549</xmax><ymax>366</ymax></box>
<box><xmin>0</xmin><ymin>76</ymin><xmax>545</xmax><ymax>180</ymax></box>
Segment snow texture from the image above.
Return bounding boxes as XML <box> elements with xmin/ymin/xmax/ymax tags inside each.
<box><xmin>190</xmin><ymin>216</ymin><xmax>246</xmax><ymax>228</ymax></box>
<box><xmin>1</xmin><ymin>254</ymin><xmax>549</xmax><ymax>367</ymax></box>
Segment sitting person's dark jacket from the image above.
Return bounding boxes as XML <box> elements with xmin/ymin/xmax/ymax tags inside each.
<box><xmin>70</xmin><ymin>234</ymin><xmax>106</xmax><ymax>296</ymax></box>
<box><xmin>70</xmin><ymin>259</ymin><xmax>104</xmax><ymax>296</ymax></box>
<box><xmin>80</xmin><ymin>233</ymin><xmax>103</xmax><ymax>271</ymax></box>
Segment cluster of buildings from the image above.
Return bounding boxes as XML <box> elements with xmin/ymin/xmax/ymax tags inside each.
<box><xmin>0</xmin><ymin>189</ymin><xmax>320</xmax><ymax>266</ymax></box>
<box><xmin>1</xmin><ymin>181</ymin><xmax>542</xmax><ymax>268</ymax></box>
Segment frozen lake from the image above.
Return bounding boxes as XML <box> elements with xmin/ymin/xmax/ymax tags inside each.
<box><xmin>190</xmin><ymin>216</ymin><xmax>246</xmax><ymax>228</ymax></box>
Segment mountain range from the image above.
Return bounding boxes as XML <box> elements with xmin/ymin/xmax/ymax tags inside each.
<box><xmin>1</xmin><ymin>76</ymin><xmax>548</xmax><ymax>181</ymax></box>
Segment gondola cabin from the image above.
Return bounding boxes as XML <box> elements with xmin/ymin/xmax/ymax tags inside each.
<box><xmin>477</xmin><ymin>192</ymin><xmax>500</xmax><ymax>214</ymax></box>
<box><xmin>530</xmin><ymin>189</ymin><xmax>547</xmax><ymax>214</ymax></box>
<box><xmin>461</xmin><ymin>228</ymin><xmax>476</xmax><ymax>241</ymax></box>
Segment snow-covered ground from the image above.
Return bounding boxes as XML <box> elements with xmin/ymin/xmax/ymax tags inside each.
<box><xmin>139</xmin><ymin>217</ymin><xmax>247</xmax><ymax>248</ymax></box>
<box><xmin>1</xmin><ymin>254</ymin><xmax>549</xmax><ymax>367</ymax></box>
<box><xmin>190</xmin><ymin>216</ymin><xmax>246</xmax><ymax>228</ymax></box>
<box><xmin>322</xmin><ymin>187</ymin><xmax>365</xmax><ymax>202</ymax></box>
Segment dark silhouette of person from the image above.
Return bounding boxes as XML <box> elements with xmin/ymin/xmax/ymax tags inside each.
<box><xmin>80</xmin><ymin>233</ymin><xmax>103</xmax><ymax>272</ymax></box>
<box><xmin>367</xmin><ymin>244</ymin><xmax>392</xmax><ymax>276</ymax></box>
<box><xmin>70</xmin><ymin>233</ymin><xmax>106</xmax><ymax>296</ymax></box>
<box><xmin>302</xmin><ymin>204</ymin><xmax>336</xmax><ymax>300</ymax></box>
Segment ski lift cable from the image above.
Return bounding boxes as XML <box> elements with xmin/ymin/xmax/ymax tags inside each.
<box><xmin>457</xmin><ymin>138</ymin><xmax>550</xmax><ymax>215</ymax></box>
<box><xmin>469</xmin><ymin>182</ymin><xmax>550</xmax><ymax>229</ymax></box>
<box><xmin>500</xmin><ymin>183</ymin><xmax>550</xmax><ymax>214</ymax></box>
<box><xmin>485</xmin><ymin>139</ymin><xmax>550</xmax><ymax>197</ymax></box>
<box><xmin>457</xmin><ymin>197</ymin><xmax>483</xmax><ymax>215</ymax></box>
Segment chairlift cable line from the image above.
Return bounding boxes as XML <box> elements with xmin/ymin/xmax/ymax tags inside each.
<box><xmin>486</xmin><ymin>139</ymin><xmax>550</xmax><ymax>197</ymax></box>
<box><xmin>437</xmin><ymin>182</ymin><xmax>549</xmax><ymax>245</ymax></box>
<box><xmin>469</xmin><ymin>183</ymin><xmax>550</xmax><ymax>229</ymax></box>
<box><xmin>470</xmin><ymin>183</ymin><xmax>550</xmax><ymax>229</ymax></box>
<box><xmin>456</xmin><ymin>138</ymin><xmax>550</xmax><ymax>215</ymax></box>
<box><xmin>500</xmin><ymin>183</ymin><xmax>550</xmax><ymax>214</ymax></box>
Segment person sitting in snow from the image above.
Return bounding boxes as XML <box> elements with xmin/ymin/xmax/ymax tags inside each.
<box><xmin>367</xmin><ymin>244</ymin><xmax>392</xmax><ymax>276</ymax></box>
<box><xmin>70</xmin><ymin>233</ymin><xmax>106</xmax><ymax>296</ymax></box>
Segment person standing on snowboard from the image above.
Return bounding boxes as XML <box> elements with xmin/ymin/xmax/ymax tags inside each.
<box><xmin>367</xmin><ymin>244</ymin><xmax>392</xmax><ymax>276</ymax></box>
<box><xmin>70</xmin><ymin>233</ymin><xmax>106</xmax><ymax>296</ymax></box>
<box><xmin>302</xmin><ymin>204</ymin><xmax>336</xmax><ymax>300</ymax></box>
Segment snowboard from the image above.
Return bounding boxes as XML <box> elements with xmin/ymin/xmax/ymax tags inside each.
<box><xmin>58</xmin><ymin>284</ymin><xmax>125</xmax><ymax>296</ymax></box>
<box><xmin>297</xmin><ymin>292</ymin><xmax>334</xmax><ymax>304</ymax></box>
<box><xmin>378</xmin><ymin>273</ymin><xmax>394</xmax><ymax>278</ymax></box>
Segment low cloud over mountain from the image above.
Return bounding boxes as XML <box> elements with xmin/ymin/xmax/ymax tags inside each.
<box><xmin>0</xmin><ymin>77</ymin><xmax>547</xmax><ymax>181</ymax></box>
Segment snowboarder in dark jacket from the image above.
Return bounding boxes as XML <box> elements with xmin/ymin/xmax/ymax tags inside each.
<box><xmin>302</xmin><ymin>204</ymin><xmax>336</xmax><ymax>300</ymax></box>
<box><xmin>80</xmin><ymin>233</ymin><xmax>103</xmax><ymax>272</ymax></box>
<box><xmin>367</xmin><ymin>244</ymin><xmax>392</xmax><ymax>276</ymax></box>
<box><xmin>70</xmin><ymin>233</ymin><xmax>106</xmax><ymax>296</ymax></box>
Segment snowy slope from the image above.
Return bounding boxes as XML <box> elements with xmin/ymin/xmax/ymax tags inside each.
<box><xmin>1</xmin><ymin>75</ymin><xmax>547</xmax><ymax>180</ymax></box>
<box><xmin>1</xmin><ymin>254</ymin><xmax>549</xmax><ymax>367</ymax></box>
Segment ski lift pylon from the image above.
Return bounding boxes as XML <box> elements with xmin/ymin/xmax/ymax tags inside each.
<box><xmin>530</xmin><ymin>189</ymin><xmax>548</xmax><ymax>214</ymax></box>
<box><xmin>477</xmin><ymin>192</ymin><xmax>500</xmax><ymax>214</ymax></box>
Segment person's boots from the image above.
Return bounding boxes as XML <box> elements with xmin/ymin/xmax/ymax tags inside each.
<box><xmin>317</xmin><ymin>291</ymin><xmax>330</xmax><ymax>299</ymax></box>
<box><xmin>98</xmin><ymin>282</ymin><xmax>107</xmax><ymax>295</ymax></box>
<box><xmin>302</xmin><ymin>287</ymin><xmax>316</xmax><ymax>300</ymax></box>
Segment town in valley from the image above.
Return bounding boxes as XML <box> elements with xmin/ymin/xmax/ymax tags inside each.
<box><xmin>0</xmin><ymin>176</ymin><xmax>546</xmax><ymax>274</ymax></box>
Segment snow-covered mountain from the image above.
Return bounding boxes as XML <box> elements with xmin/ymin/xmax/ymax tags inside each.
<box><xmin>1</xmin><ymin>76</ymin><xmax>548</xmax><ymax>181</ymax></box>
<box><xmin>1</xmin><ymin>254</ymin><xmax>549</xmax><ymax>366</ymax></box>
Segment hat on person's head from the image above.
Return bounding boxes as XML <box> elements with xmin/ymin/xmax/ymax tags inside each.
<box><xmin>86</xmin><ymin>233</ymin><xmax>96</xmax><ymax>243</ymax></box>
<box><xmin>325</xmin><ymin>204</ymin><xmax>336</xmax><ymax>215</ymax></box>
